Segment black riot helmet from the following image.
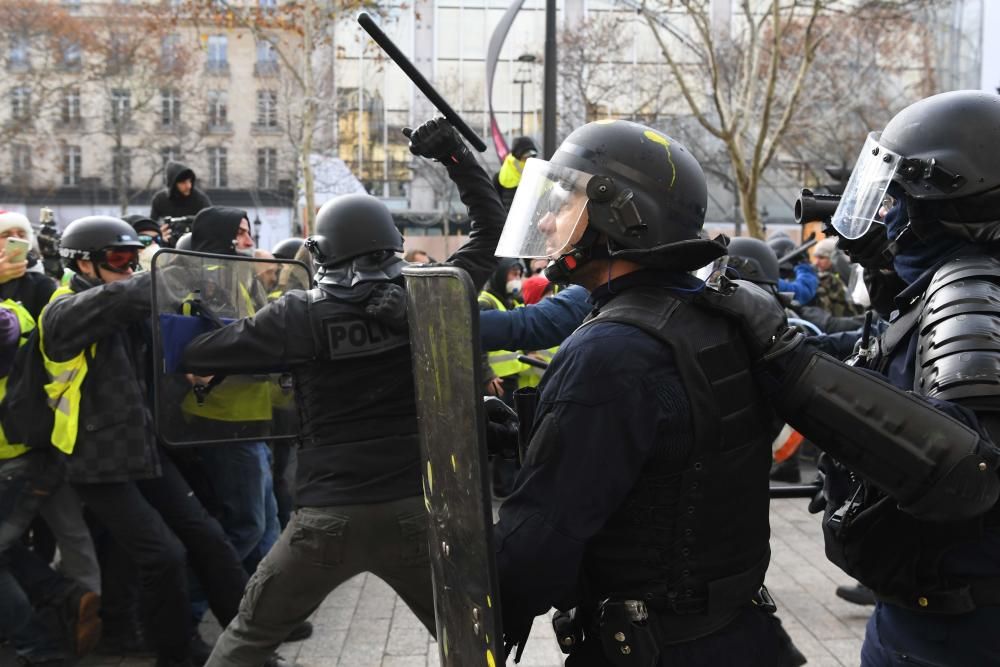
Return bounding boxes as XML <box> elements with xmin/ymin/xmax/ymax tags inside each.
<box><xmin>60</xmin><ymin>216</ymin><xmax>144</xmax><ymax>275</ymax></box>
<box><xmin>272</xmin><ymin>237</ymin><xmax>304</xmax><ymax>260</ymax></box>
<box><xmin>726</xmin><ymin>237</ymin><xmax>780</xmax><ymax>285</ymax></box>
<box><xmin>767</xmin><ymin>233</ymin><xmax>797</xmax><ymax>274</ymax></box>
<box><xmin>831</xmin><ymin>91</ymin><xmax>1000</xmax><ymax>242</ymax></box>
<box><xmin>495</xmin><ymin>120</ymin><xmax>725</xmax><ymax>281</ymax></box>
<box><xmin>306</xmin><ymin>194</ymin><xmax>405</xmax><ymax>294</ymax></box>
<box><xmin>306</xmin><ymin>194</ymin><xmax>403</xmax><ymax>267</ymax></box>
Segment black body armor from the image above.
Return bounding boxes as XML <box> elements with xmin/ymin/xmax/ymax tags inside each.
<box><xmin>578</xmin><ymin>285</ymin><xmax>776</xmax><ymax>641</ymax></box>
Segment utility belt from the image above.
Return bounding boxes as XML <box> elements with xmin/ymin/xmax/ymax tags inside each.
<box><xmin>556</xmin><ymin>586</ymin><xmax>777</xmax><ymax>666</ymax></box>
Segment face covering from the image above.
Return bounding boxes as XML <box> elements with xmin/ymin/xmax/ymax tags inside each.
<box><xmin>506</xmin><ymin>279</ymin><xmax>523</xmax><ymax>298</ymax></box>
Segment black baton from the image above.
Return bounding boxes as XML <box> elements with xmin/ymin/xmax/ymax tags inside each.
<box><xmin>769</xmin><ymin>482</ymin><xmax>822</xmax><ymax>499</ymax></box>
<box><xmin>358</xmin><ymin>12</ymin><xmax>487</xmax><ymax>152</ymax></box>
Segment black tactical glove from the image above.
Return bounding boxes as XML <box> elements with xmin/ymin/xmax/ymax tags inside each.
<box><xmin>697</xmin><ymin>277</ymin><xmax>803</xmax><ymax>362</ymax></box>
<box><xmin>365</xmin><ymin>283</ymin><xmax>408</xmax><ymax>332</ymax></box>
<box><xmin>402</xmin><ymin>117</ymin><xmax>470</xmax><ymax>164</ymax></box>
<box><xmin>483</xmin><ymin>396</ymin><xmax>519</xmax><ymax>460</ymax></box>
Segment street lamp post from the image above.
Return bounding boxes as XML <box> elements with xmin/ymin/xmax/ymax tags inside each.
<box><xmin>513</xmin><ymin>54</ymin><xmax>536</xmax><ymax>137</ymax></box>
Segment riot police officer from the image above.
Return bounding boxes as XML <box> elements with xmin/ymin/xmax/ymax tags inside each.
<box><xmin>765</xmin><ymin>90</ymin><xmax>1000</xmax><ymax>666</ymax></box>
<box><xmin>179</xmin><ymin>118</ymin><xmax>506</xmax><ymax>666</ymax></box>
<box><xmin>492</xmin><ymin>119</ymin><xmax>793</xmax><ymax>665</ymax></box>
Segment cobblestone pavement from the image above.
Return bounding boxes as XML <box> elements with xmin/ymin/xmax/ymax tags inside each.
<box><xmin>5</xmin><ymin>497</ymin><xmax>872</xmax><ymax>667</ymax></box>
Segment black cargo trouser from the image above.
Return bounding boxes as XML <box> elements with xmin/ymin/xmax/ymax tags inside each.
<box><xmin>207</xmin><ymin>494</ymin><xmax>434</xmax><ymax>667</ymax></box>
<box><xmin>74</xmin><ymin>451</ymin><xmax>248</xmax><ymax>661</ymax></box>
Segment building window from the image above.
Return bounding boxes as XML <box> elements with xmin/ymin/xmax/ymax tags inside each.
<box><xmin>112</xmin><ymin>147</ymin><xmax>131</xmax><ymax>189</ymax></box>
<box><xmin>207</xmin><ymin>35</ymin><xmax>228</xmax><ymax>72</ymax></box>
<box><xmin>62</xmin><ymin>146</ymin><xmax>81</xmax><ymax>186</ymax></box>
<box><xmin>110</xmin><ymin>88</ymin><xmax>131</xmax><ymax>125</ymax></box>
<box><xmin>12</xmin><ymin>144</ymin><xmax>31</xmax><ymax>184</ymax></box>
<box><xmin>207</xmin><ymin>90</ymin><xmax>228</xmax><ymax>127</ymax></box>
<box><xmin>60</xmin><ymin>38</ymin><xmax>81</xmax><ymax>70</ymax></box>
<box><xmin>11</xmin><ymin>86</ymin><xmax>30</xmax><ymax>121</ymax></box>
<box><xmin>61</xmin><ymin>88</ymin><xmax>81</xmax><ymax>125</ymax></box>
<box><xmin>160</xmin><ymin>146</ymin><xmax>181</xmax><ymax>171</ymax></box>
<box><xmin>256</xmin><ymin>90</ymin><xmax>278</xmax><ymax>127</ymax></box>
<box><xmin>161</xmin><ymin>89</ymin><xmax>181</xmax><ymax>127</ymax></box>
<box><xmin>208</xmin><ymin>147</ymin><xmax>227</xmax><ymax>188</ymax></box>
<box><xmin>9</xmin><ymin>34</ymin><xmax>29</xmax><ymax>70</ymax></box>
<box><xmin>108</xmin><ymin>32</ymin><xmax>129</xmax><ymax>71</ymax></box>
<box><xmin>257</xmin><ymin>148</ymin><xmax>277</xmax><ymax>189</ymax></box>
<box><xmin>161</xmin><ymin>34</ymin><xmax>180</xmax><ymax>70</ymax></box>
<box><xmin>255</xmin><ymin>39</ymin><xmax>278</xmax><ymax>75</ymax></box>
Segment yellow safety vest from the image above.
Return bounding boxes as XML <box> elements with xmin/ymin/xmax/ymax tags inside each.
<box><xmin>0</xmin><ymin>299</ymin><xmax>37</xmax><ymax>460</ymax></box>
<box><xmin>179</xmin><ymin>270</ymin><xmax>273</xmax><ymax>423</ymax></box>
<box><xmin>38</xmin><ymin>286</ymin><xmax>96</xmax><ymax>456</ymax></box>
<box><xmin>498</xmin><ymin>154</ymin><xmax>525</xmax><ymax>189</ymax></box>
<box><xmin>479</xmin><ymin>291</ymin><xmax>531</xmax><ymax>380</ymax></box>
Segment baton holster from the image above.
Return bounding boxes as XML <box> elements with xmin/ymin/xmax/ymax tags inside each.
<box><xmin>597</xmin><ymin>599</ymin><xmax>660</xmax><ymax>667</ymax></box>
<box><xmin>552</xmin><ymin>608</ymin><xmax>583</xmax><ymax>655</ymax></box>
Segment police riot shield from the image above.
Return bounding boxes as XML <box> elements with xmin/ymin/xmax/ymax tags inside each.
<box><xmin>150</xmin><ymin>248</ymin><xmax>311</xmax><ymax>447</ymax></box>
<box><xmin>403</xmin><ymin>264</ymin><xmax>503</xmax><ymax>667</ymax></box>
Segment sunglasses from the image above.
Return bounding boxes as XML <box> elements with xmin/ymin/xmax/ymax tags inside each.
<box><xmin>100</xmin><ymin>248</ymin><xmax>140</xmax><ymax>273</ymax></box>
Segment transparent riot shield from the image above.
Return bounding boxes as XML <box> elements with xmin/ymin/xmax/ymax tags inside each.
<box><xmin>403</xmin><ymin>265</ymin><xmax>503</xmax><ymax>667</ymax></box>
<box><xmin>150</xmin><ymin>248</ymin><xmax>311</xmax><ymax>447</ymax></box>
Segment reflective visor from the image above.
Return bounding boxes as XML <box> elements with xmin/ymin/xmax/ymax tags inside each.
<box><xmin>102</xmin><ymin>248</ymin><xmax>140</xmax><ymax>271</ymax></box>
<box><xmin>495</xmin><ymin>158</ymin><xmax>593</xmax><ymax>259</ymax></box>
<box><xmin>830</xmin><ymin>133</ymin><xmax>902</xmax><ymax>239</ymax></box>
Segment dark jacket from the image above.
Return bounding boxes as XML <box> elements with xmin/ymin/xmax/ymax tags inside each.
<box><xmin>149</xmin><ymin>161</ymin><xmax>212</xmax><ymax>221</ymax></box>
<box><xmin>40</xmin><ymin>272</ymin><xmax>160</xmax><ymax>484</ymax></box>
<box><xmin>181</xmin><ymin>149</ymin><xmax>505</xmax><ymax>507</ymax></box>
<box><xmin>0</xmin><ymin>270</ymin><xmax>57</xmax><ymax>322</ymax></box>
<box><xmin>494</xmin><ymin>271</ymin><xmax>775</xmax><ymax>644</ymax></box>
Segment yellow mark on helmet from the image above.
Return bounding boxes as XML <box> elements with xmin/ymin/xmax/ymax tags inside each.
<box><xmin>643</xmin><ymin>130</ymin><xmax>677</xmax><ymax>188</ymax></box>
<box><xmin>487</xmin><ymin>595</ymin><xmax>493</xmax><ymax>607</ymax></box>
<box><xmin>451</xmin><ymin>454</ymin><xmax>457</xmax><ymax>472</ymax></box>
<box><xmin>487</xmin><ymin>649</ymin><xmax>497</xmax><ymax>667</ymax></box>
<box><xmin>426</xmin><ymin>461</ymin><xmax>434</xmax><ymax>494</ymax></box>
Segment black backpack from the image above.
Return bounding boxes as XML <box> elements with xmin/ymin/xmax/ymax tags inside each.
<box><xmin>0</xmin><ymin>328</ymin><xmax>56</xmax><ymax>449</ymax></box>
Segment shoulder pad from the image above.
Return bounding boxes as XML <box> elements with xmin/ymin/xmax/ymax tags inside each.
<box><xmin>916</xmin><ymin>255</ymin><xmax>1000</xmax><ymax>405</ymax></box>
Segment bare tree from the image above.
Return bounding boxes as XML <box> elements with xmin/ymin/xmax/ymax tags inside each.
<box><xmin>557</xmin><ymin>13</ymin><xmax>676</xmax><ymax>140</ymax></box>
<box><xmin>84</xmin><ymin>6</ymin><xmax>203</xmax><ymax>213</ymax></box>
<box><xmin>175</xmin><ymin>0</ymin><xmax>387</xmax><ymax>236</ymax></box>
<box><xmin>637</xmin><ymin>0</ymin><xmax>941</xmax><ymax>238</ymax></box>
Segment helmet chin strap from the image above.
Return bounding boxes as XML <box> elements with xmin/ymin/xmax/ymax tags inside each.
<box><xmin>543</xmin><ymin>228</ymin><xmax>604</xmax><ymax>284</ymax></box>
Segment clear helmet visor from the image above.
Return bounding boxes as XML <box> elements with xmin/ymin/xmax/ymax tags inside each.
<box><xmin>830</xmin><ymin>133</ymin><xmax>903</xmax><ymax>239</ymax></box>
<box><xmin>495</xmin><ymin>158</ymin><xmax>593</xmax><ymax>259</ymax></box>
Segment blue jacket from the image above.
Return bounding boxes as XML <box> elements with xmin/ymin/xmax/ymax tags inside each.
<box><xmin>777</xmin><ymin>263</ymin><xmax>818</xmax><ymax>305</ymax></box>
<box><xmin>479</xmin><ymin>285</ymin><xmax>591</xmax><ymax>352</ymax></box>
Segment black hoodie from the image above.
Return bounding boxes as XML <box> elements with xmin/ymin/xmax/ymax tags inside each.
<box><xmin>191</xmin><ymin>206</ymin><xmax>247</xmax><ymax>255</ymax></box>
<box><xmin>149</xmin><ymin>160</ymin><xmax>212</xmax><ymax>221</ymax></box>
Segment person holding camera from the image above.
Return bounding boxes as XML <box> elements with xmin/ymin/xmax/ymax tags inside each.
<box><xmin>150</xmin><ymin>162</ymin><xmax>212</xmax><ymax>246</ymax></box>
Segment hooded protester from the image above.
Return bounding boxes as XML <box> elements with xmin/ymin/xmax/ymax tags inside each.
<box><xmin>149</xmin><ymin>161</ymin><xmax>212</xmax><ymax>222</ymax></box>
<box><xmin>190</xmin><ymin>207</ymin><xmax>254</xmax><ymax>256</ymax></box>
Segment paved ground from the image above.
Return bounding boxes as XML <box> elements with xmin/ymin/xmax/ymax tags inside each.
<box><xmin>7</xmin><ymin>496</ymin><xmax>871</xmax><ymax>667</ymax></box>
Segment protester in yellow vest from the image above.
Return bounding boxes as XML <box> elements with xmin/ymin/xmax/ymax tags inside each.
<box><xmin>492</xmin><ymin>136</ymin><xmax>538</xmax><ymax>211</ymax></box>
<box><xmin>39</xmin><ymin>215</ymin><xmax>248</xmax><ymax>664</ymax></box>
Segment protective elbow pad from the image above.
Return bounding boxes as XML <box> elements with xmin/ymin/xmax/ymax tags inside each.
<box><xmin>774</xmin><ymin>350</ymin><xmax>999</xmax><ymax>521</ymax></box>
